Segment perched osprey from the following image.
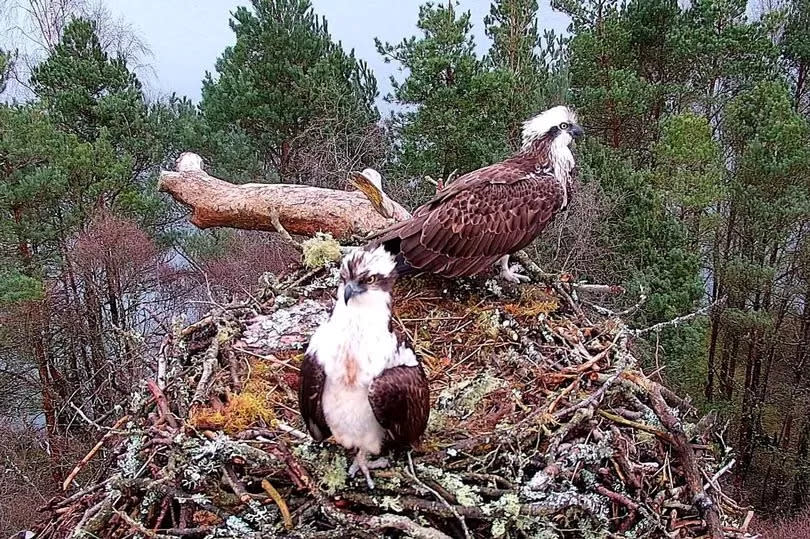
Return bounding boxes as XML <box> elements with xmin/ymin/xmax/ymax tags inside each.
<box><xmin>298</xmin><ymin>246</ymin><xmax>430</xmax><ymax>488</ymax></box>
<box><xmin>373</xmin><ymin>105</ymin><xmax>584</xmax><ymax>283</ymax></box>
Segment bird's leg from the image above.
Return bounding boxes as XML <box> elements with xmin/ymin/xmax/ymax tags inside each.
<box><xmin>498</xmin><ymin>255</ymin><xmax>530</xmax><ymax>283</ymax></box>
<box><xmin>348</xmin><ymin>450</ymin><xmax>389</xmax><ymax>489</ymax></box>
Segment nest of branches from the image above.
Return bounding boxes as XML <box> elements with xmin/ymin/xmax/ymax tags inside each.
<box><xmin>34</xmin><ymin>262</ymin><xmax>756</xmax><ymax>539</ymax></box>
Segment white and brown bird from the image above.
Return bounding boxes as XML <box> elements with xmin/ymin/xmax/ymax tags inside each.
<box><xmin>372</xmin><ymin>105</ymin><xmax>584</xmax><ymax>283</ymax></box>
<box><xmin>298</xmin><ymin>246</ymin><xmax>430</xmax><ymax>488</ymax></box>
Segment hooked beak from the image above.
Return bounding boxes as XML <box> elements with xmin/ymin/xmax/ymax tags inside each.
<box><xmin>343</xmin><ymin>281</ymin><xmax>364</xmax><ymax>303</ymax></box>
<box><xmin>570</xmin><ymin>123</ymin><xmax>585</xmax><ymax>139</ymax></box>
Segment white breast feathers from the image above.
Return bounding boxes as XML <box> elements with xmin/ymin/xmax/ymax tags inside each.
<box><xmin>549</xmin><ymin>135</ymin><xmax>575</xmax><ymax>208</ymax></box>
<box><xmin>306</xmin><ymin>292</ymin><xmax>412</xmax><ymax>455</ymax></box>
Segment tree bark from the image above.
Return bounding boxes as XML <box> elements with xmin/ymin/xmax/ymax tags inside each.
<box><xmin>158</xmin><ymin>153</ymin><xmax>410</xmax><ymax>240</ymax></box>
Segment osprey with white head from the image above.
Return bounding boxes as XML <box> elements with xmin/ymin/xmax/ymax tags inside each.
<box><xmin>371</xmin><ymin>105</ymin><xmax>584</xmax><ymax>283</ymax></box>
<box><xmin>298</xmin><ymin>246</ymin><xmax>430</xmax><ymax>489</ymax></box>
<box><xmin>521</xmin><ymin>105</ymin><xmax>583</xmax><ymax>209</ymax></box>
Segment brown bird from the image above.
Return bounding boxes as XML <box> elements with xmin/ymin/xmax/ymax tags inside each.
<box><xmin>371</xmin><ymin>105</ymin><xmax>583</xmax><ymax>283</ymax></box>
<box><xmin>298</xmin><ymin>246</ymin><xmax>430</xmax><ymax>489</ymax></box>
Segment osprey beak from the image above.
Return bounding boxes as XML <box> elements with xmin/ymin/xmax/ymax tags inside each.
<box><xmin>570</xmin><ymin>123</ymin><xmax>584</xmax><ymax>139</ymax></box>
<box><xmin>344</xmin><ymin>281</ymin><xmax>363</xmax><ymax>303</ymax></box>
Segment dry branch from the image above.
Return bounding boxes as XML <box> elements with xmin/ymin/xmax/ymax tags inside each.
<box><xmin>649</xmin><ymin>386</ymin><xmax>725</xmax><ymax>539</ymax></box>
<box><xmin>158</xmin><ymin>152</ymin><xmax>409</xmax><ymax>240</ymax></box>
<box><xmin>61</xmin><ymin>415</ymin><xmax>130</xmax><ymax>491</ymax></box>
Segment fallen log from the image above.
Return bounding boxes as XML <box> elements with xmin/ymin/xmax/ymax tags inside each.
<box><xmin>158</xmin><ymin>153</ymin><xmax>410</xmax><ymax>240</ymax></box>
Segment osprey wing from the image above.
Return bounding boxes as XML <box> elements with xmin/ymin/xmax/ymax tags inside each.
<box><xmin>368</xmin><ymin>359</ymin><xmax>430</xmax><ymax>448</ymax></box>
<box><xmin>376</xmin><ymin>158</ymin><xmax>563</xmax><ymax>277</ymax></box>
<box><xmin>298</xmin><ymin>352</ymin><xmax>331</xmax><ymax>442</ymax></box>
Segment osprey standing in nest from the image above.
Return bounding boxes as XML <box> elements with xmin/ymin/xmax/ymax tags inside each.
<box><xmin>372</xmin><ymin>105</ymin><xmax>584</xmax><ymax>283</ymax></box>
<box><xmin>298</xmin><ymin>246</ymin><xmax>430</xmax><ymax>489</ymax></box>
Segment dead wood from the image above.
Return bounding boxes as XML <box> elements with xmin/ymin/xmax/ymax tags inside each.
<box><xmin>158</xmin><ymin>153</ymin><xmax>409</xmax><ymax>240</ymax></box>
<box><xmin>649</xmin><ymin>385</ymin><xmax>725</xmax><ymax>539</ymax></box>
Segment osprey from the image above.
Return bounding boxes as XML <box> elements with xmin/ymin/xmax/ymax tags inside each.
<box><xmin>373</xmin><ymin>105</ymin><xmax>583</xmax><ymax>283</ymax></box>
<box><xmin>298</xmin><ymin>246</ymin><xmax>430</xmax><ymax>488</ymax></box>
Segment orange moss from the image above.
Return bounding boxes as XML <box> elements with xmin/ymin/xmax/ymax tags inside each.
<box><xmin>504</xmin><ymin>286</ymin><xmax>559</xmax><ymax>317</ymax></box>
<box><xmin>193</xmin><ymin>510</ymin><xmax>223</xmax><ymax>527</ymax></box>
<box><xmin>190</xmin><ymin>358</ymin><xmax>277</xmax><ymax>434</ymax></box>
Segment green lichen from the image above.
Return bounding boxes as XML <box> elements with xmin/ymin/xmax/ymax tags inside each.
<box><xmin>483</xmin><ymin>492</ymin><xmax>523</xmax><ymax>536</ymax></box>
<box><xmin>118</xmin><ymin>434</ymin><xmax>144</xmax><ymax>478</ymax></box>
<box><xmin>484</xmin><ymin>278</ymin><xmax>503</xmax><ymax>296</ymax></box>
<box><xmin>426</xmin><ymin>409</ymin><xmax>450</xmax><ymax>432</ymax></box>
<box><xmin>294</xmin><ymin>443</ymin><xmax>350</xmax><ymax>494</ymax></box>
<box><xmin>416</xmin><ymin>464</ymin><xmax>482</xmax><ymax>507</ymax></box>
<box><xmin>380</xmin><ymin>496</ymin><xmax>404</xmax><ymax>512</ymax></box>
<box><xmin>476</xmin><ymin>309</ymin><xmax>502</xmax><ymax>338</ymax></box>
<box><xmin>302</xmin><ymin>232</ymin><xmax>342</xmax><ymax>269</ymax></box>
<box><xmin>437</xmin><ymin>373</ymin><xmax>504</xmax><ymax>417</ymax></box>
<box><xmin>321</xmin><ymin>453</ymin><xmax>348</xmax><ymax>494</ymax></box>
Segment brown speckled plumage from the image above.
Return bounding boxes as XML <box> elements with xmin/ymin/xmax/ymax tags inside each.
<box><xmin>372</xmin><ymin>136</ymin><xmax>572</xmax><ymax>278</ymax></box>
<box><xmin>368</xmin><ymin>363</ymin><xmax>430</xmax><ymax>449</ymax></box>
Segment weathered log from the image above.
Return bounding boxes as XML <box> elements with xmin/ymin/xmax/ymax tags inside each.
<box><xmin>158</xmin><ymin>153</ymin><xmax>410</xmax><ymax>240</ymax></box>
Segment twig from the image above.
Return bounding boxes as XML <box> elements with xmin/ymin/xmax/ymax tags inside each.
<box><xmin>584</xmin><ymin>294</ymin><xmax>647</xmax><ymax>318</ymax></box>
<box><xmin>269</xmin><ymin>207</ymin><xmax>303</xmax><ymax>250</ymax></box>
<box><xmin>594</xmin><ymin>483</ymin><xmax>640</xmax><ymax>529</ymax></box>
<box><xmin>232</xmin><ymin>346</ymin><xmax>300</xmax><ymax>371</ymax></box>
<box><xmin>192</xmin><ymin>323</ymin><xmax>229</xmax><ymax>403</ymax></box>
<box><xmin>276</xmin><ymin>421</ymin><xmax>309</xmax><ymax>440</ymax></box>
<box><xmin>115</xmin><ymin>510</ymin><xmax>161</xmax><ymax>538</ymax></box>
<box><xmin>629</xmin><ymin>297</ymin><xmax>725</xmax><ymax>337</ymax></box>
<box><xmin>553</xmin><ymin>366</ymin><xmax>624</xmax><ymax>420</ymax></box>
<box><xmin>73</xmin><ymin>498</ymin><xmax>114</xmax><ymax>537</ymax></box>
<box><xmin>147</xmin><ymin>380</ymin><xmax>178</xmax><ymax>429</ymax></box>
<box><xmin>597</xmin><ymin>410</ymin><xmax>674</xmax><ymax>444</ymax></box>
<box><xmin>573</xmin><ymin>283</ymin><xmax>625</xmax><ymax>294</ymax></box>
<box><xmin>68</xmin><ymin>402</ymin><xmax>104</xmax><ymax>431</ymax></box>
<box><xmin>156</xmin><ymin>527</ymin><xmax>213</xmax><ymax>537</ymax></box>
<box><xmin>703</xmin><ymin>458</ymin><xmax>736</xmax><ymax>493</ymax></box>
<box><xmin>62</xmin><ymin>415</ymin><xmax>130</xmax><ymax>491</ymax></box>
<box><xmin>406</xmin><ymin>452</ymin><xmax>471</xmax><ymax>539</ymax></box>
<box><xmin>262</xmin><ymin>479</ymin><xmax>294</xmax><ymax>530</ymax></box>
<box><xmin>270</xmin><ymin>441</ymin><xmax>451</xmax><ymax>539</ymax></box>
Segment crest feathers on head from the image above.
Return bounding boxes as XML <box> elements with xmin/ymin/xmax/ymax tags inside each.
<box><xmin>343</xmin><ymin>245</ymin><xmax>397</xmax><ymax>278</ymax></box>
<box><xmin>521</xmin><ymin>106</ymin><xmax>578</xmax><ymax>150</ymax></box>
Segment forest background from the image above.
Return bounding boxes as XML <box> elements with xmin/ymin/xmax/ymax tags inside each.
<box><xmin>2</xmin><ymin>0</ymin><xmax>810</xmax><ymax>534</ymax></box>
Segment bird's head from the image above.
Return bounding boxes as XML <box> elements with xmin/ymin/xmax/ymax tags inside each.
<box><xmin>521</xmin><ymin>106</ymin><xmax>584</xmax><ymax>151</ymax></box>
<box><xmin>337</xmin><ymin>245</ymin><xmax>397</xmax><ymax>311</ymax></box>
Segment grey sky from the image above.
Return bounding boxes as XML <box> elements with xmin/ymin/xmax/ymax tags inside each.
<box><xmin>103</xmin><ymin>0</ymin><xmax>570</xmax><ymax>110</ymax></box>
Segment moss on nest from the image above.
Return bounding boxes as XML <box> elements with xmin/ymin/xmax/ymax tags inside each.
<box><xmin>190</xmin><ymin>359</ymin><xmax>276</xmax><ymax>433</ymax></box>
<box><xmin>301</xmin><ymin>232</ymin><xmax>342</xmax><ymax>269</ymax></box>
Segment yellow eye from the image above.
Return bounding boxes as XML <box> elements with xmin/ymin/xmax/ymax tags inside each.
<box><xmin>560</xmin><ymin>122</ymin><xmax>569</xmax><ymax>130</ymax></box>
<box><xmin>367</xmin><ymin>275</ymin><xmax>377</xmax><ymax>284</ymax></box>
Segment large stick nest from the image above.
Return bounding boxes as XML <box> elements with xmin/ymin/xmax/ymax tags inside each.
<box><xmin>34</xmin><ymin>264</ymin><xmax>755</xmax><ymax>539</ymax></box>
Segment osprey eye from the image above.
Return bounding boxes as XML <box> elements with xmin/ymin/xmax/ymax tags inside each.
<box><xmin>560</xmin><ymin>122</ymin><xmax>569</xmax><ymax>130</ymax></box>
<box><xmin>367</xmin><ymin>275</ymin><xmax>377</xmax><ymax>284</ymax></box>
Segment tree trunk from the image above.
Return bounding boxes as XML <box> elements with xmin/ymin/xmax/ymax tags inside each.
<box><xmin>706</xmin><ymin>314</ymin><xmax>720</xmax><ymax>402</ymax></box>
<box><xmin>158</xmin><ymin>153</ymin><xmax>409</xmax><ymax>239</ymax></box>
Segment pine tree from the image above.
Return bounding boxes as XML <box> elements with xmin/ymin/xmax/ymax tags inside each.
<box><xmin>30</xmin><ymin>19</ymin><xmax>146</xmax><ymax>146</ymax></box>
<box><xmin>782</xmin><ymin>0</ymin><xmax>810</xmax><ymax>114</ymax></box>
<box><xmin>720</xmin><ymin>80</ymin><xmax>810</xmax><ymax>477</ymax></box>
<box><xmin>484</xmin><ymin>0</ymin><xmax>546</xmax><ymax>148</ymax></box>
<box><xmin>30</xmin><ymin>19</ymin><xmax>197</xmax><ymax>233</ymax></box>
<box><xmin>0</xmin><ymin>49</ymin><xmax>13</xmax><ymax>95</ymax></box>
<box><xmin>377</xmin><ymin>1</ymin><xmax>512</xmax><ymax>205</ymax></box>
<box><xmin>201</xmin><ymin>0</ymin><xmax>380</xmax><ymax>184</ymax></box>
